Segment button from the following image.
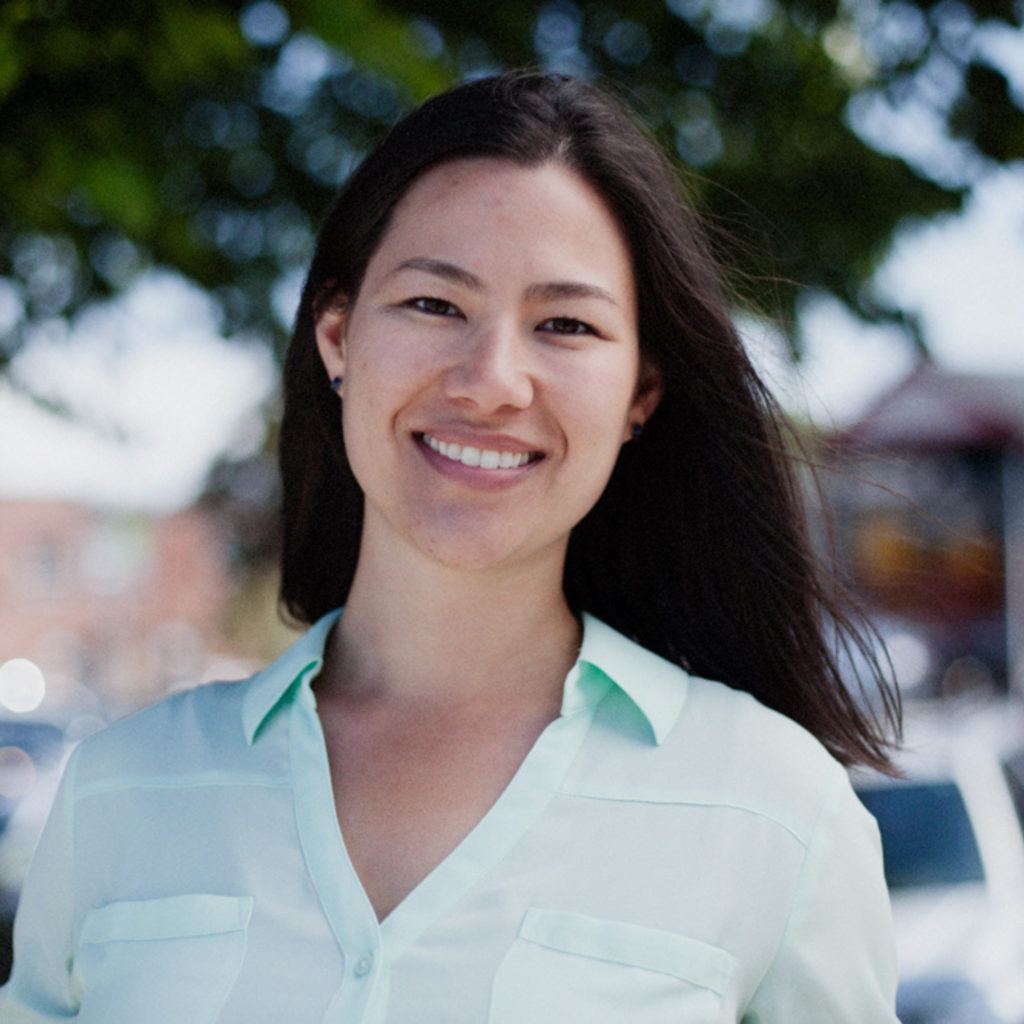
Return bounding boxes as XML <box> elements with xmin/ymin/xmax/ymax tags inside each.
<box><xmin>353</xmin><ymin>954</ymin><xmax>374</xmax><ymax>978</ymax></box>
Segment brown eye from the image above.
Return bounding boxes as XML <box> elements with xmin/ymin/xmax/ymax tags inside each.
<box><xmin>540</xmin><ymin>317</ymin><xmax>595</xmax><ymax>335</ymax></box>
<box><xmin>409</xmin><ymin>296</ymin><xmax>459</xmax><ymax>317</ymax></box>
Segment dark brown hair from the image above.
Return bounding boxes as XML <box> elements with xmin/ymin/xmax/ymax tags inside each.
<box><xmin>279</xmin><ymin>72</ymin><xmax>900</xmax><ymax>771</ymax></box>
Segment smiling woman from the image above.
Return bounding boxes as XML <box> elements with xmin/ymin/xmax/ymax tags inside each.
<box><xmin>313</xmin><ymin>157</ymin><xmax>656</xmax><ymax>580</ymax></box>
<box><xmin>1</xmin><ymin>73</ymin><xmax>901</xmax><ymax>1023</ymax></box>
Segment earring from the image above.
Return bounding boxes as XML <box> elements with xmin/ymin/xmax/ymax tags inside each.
<box><xmin>330</xmin><ymin>376</ymin><xmax>343</xmax><ymax>395</ymax></box>
<box><xmin>630</xmin><ymin>423</ymin><xmax>643</xmax><ymax>440</ymax></box>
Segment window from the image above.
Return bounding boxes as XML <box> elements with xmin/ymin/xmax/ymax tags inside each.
<box><xmin>858</xmin><ymin>781</ymin><xmax>985</xmax><ymax>889</ymax></box>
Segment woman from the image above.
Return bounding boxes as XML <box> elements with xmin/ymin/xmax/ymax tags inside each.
<box><xmin>2</xmin><ymin>73</ymin><xmax>900</xmax><ymax>1022</ymax></box>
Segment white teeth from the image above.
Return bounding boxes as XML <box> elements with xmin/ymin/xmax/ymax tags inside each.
<box><xmin>423</xmin><ymin>434</ymin><xmax>533</xmax><ymax>469</ymax></box>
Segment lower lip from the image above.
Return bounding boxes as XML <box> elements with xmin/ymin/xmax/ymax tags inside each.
<box><xmin>415</xmin><ymin>435</ymin><xmax>540</xmax><ymax>490</ymax></box>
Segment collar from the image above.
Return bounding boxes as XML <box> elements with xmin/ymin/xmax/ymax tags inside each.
<box><xmin>574</xmin><ymin>612</ymin><xmax>688</xmax><ymax>745</ymax></box>
<box><xmin>242</xmin><ymin>608</ymin><xmax>341</xmax><ymax>744</ymax></box>
<box><xmin>241</xmin><ymin>608</ymin><xmax>687</xmax><ymax>746</ymax></box>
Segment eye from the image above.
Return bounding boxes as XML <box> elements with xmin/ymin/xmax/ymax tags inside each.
<box><xmin>406</xmin><ymin>296</ymin><xmax>460</xmax><ymax>317</ymax></box>
<box><xmin>539</xmin><ymin>316</ymin><xmax>597</xmax><ymax>336</ymax></box>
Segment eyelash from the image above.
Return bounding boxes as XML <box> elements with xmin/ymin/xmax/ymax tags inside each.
<box><xmin>406</xmin><ymin>296</ymin><xmax>460</xmax><ymax>317</ymax></box>
<box><xmin>539</xmin><ymin>316</ymin><xmax>596</xmax><ymax>337</ymax></box>
<box><xmin>403</xmin><ymin>298</ymin><xmax>599</xmax><ymax>338</ymax></box>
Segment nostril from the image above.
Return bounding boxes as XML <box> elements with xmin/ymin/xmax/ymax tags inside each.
<box><xmin>443</xmin><ymin>346</ymin><xmax>535</xmax><ymax>411</ymax></box>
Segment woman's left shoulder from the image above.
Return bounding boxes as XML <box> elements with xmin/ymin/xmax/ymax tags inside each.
<box><xmin>684</xmin><ymin>672</ymin><xmax>839</xmax><ymax>768</ymax></box>
<box><xmin>668</xmin><ymin>673</ymin><xmax>864</xmax><ymax>838</ymax></box>
<box><xmin>580</xmin><ymin>617</ymin><xmax>858</xmax><ymax>835</ymax></box>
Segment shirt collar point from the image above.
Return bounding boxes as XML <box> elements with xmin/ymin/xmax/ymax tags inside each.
<box><xmin>577</xmin><ymin>612</ymin><xmax>688</xmax><ymax>746</ymax></box>
<box><xmin>241</xmin><ymin>608</ymin><xmax>342</xmax><ymax>744</ymax></box>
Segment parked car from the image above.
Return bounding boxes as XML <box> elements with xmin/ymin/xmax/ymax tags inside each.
<box><xmin>853</xmin><ymin>701</ymin><xmax>1024</xmax><ymax>1023</ymax></box>
<box><xmin>0</xmin><ymin>719</ymin><xmax>69</xmax><ymax>917</ymax></box>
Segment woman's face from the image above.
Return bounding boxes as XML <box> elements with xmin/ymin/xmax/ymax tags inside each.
<box><xmin>315</xmin><ymin>157</ymin><xmax>661</xmax><ymax>578</ymax></box>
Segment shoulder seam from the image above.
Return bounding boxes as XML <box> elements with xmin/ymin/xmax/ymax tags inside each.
<box><xmin>563</xmin><ymin>789</ymin><xmax>820</xmax><ymax>847</ymax></box>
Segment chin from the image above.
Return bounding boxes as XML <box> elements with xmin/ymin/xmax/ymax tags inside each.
<box><xmin>412</xmin><ymin>519</ymin><xmax>567</xmax><ymax>577</ymax></box>
<box><xmin>417</xmin><ymin>538</ymin><xmax>528</xmax><ymax>574</ymax></box>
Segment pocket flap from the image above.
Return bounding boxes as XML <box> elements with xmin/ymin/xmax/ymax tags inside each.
<box><xmin>80</xmin><ymin>894</ymin><xmax>253</xmax><ymax>945</ymax></box>
<box><xmin>519</xmin><ymin>908</ymin><xmax>734</xmax><ymax>994</ymax></box>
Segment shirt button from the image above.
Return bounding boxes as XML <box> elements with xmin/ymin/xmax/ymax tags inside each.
<box><xmin>354</xmin><ymin>954</ymin><xmax>374</xmax><ymax>977</ymax></box>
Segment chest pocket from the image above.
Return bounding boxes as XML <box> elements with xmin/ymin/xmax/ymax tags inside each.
<box><xmin>489</xmin><ymin>908</ymin><xmax>735</xmax><ymax>1024</ymax></box>
<box><xmin>74</xmin><ymin>894</ymin><xmax>253</xmax><ymax>1024</ymax></box>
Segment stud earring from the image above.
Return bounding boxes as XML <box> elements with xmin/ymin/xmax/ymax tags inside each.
<box><xmin>330</xmin><ymin>376</ymin><xmax>343</xmax><ymax>395</ymax></box>
<box><xmin>630</xmin><ymin>423</ymin><xmax>644</xmax><ymax>440</ymax></box>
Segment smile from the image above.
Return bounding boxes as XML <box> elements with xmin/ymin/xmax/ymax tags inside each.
<box><xmin>422</xmin><ymin>434</ymin><xmax>538</xmax><ymax>469</ymax></box>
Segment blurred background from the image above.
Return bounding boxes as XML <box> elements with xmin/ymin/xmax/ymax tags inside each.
<box><xmin>1</xmin><ymin>0</ymin><xmax>1023</xmax><ymax>1018</ymax></box>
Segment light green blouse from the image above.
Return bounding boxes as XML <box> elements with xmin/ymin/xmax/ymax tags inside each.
<box><xmin>1</xmin><ymin>610</ymin><xmax>898</xmax><ymax>1022</ymax></box>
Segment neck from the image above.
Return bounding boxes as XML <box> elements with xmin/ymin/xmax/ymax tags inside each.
<box><xmin>320</xmin><ymin>535</ymin><xmax>581</xmax><ymax>706</ymax></box>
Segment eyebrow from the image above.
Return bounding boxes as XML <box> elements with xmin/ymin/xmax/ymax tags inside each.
<box><xmin>390</xmin><ymin>257</ymin><xmax>620</xmax><ymax>307</ymax></box>
<box><xmin>524</xmin><ymin>281</ymin><xmax>619</xmax><ymax>307</ymax></box>
<box><xmin>390</xmin><ymin>258</ymin><xmax>483</xmax><ymax>291</ymax></box>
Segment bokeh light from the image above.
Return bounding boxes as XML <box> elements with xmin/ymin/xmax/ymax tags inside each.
<box><xmin>0</xmin><ymin>658</ymin><xmax>47</xmax><ymax>714</ymax></box>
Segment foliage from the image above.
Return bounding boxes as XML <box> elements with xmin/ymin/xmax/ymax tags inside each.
<box><xmin>378</xmin><ymin>0</ymin><xmax>1023</xmax><ymax>346</ymax></box>
<box><xmin>1</xmin><ymin>0</ymin><xmax>1021</xmax><ymax>372</ymax></box>
<box><xmin>0</xmin><ymin>0</ymin><xmax>446</xmax><ymax>370</ymax></box>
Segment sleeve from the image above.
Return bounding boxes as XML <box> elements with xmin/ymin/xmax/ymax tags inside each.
<box><xmin>743</xmin><ymin>768</ymin><xmax>900</xmax><ymax>1023</ymax></box>
<box><xmin>0</xmin><ymin>746</ymin><xmax>82</xmax><ymax>1022</ymax></box>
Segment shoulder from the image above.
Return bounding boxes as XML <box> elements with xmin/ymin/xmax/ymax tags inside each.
<box><xmin>65</xmin><ymin>612</ymin><xmax>337</xmax><ymax>784</ymax></box>
<box><xmin>577</xmin><ymin>621</ymin><xmax>858</xmax><ymax>847</ymax></box>
<box><xmin>68</xmin><ymin>677</ymin><xmax>256</xmax><ymax>785</ymax></box>
<box><xmin>677</xmin><ymin>674</ymin><xmax>852</xmax><ymax>839</ymax></box>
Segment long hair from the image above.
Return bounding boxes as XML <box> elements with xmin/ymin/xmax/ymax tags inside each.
<box><xmin>278</xmin><ymin>72</ymin><xmax>900</xmax><ymax>771</ymax></box>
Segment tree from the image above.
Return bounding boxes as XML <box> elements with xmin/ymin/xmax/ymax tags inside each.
<box><xmin>0</xmin><ymin>0</ymin><xmax>446</xmax><ymax>375</ymax></box>
<box><xmin>2</xmin><ymin>0</ymin><xmax>1021</xmax><ymax>377</ymax></box>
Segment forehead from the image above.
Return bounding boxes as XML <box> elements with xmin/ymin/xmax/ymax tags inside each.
<box><xmin>392</xmin><ymin>156</ymin><xmax>616</xmax><ymax>226</ymax></box>
<box><xmin>366</xmin><ymin>157</ymin><xmax>635</xmax><ymax>295</ymax></box>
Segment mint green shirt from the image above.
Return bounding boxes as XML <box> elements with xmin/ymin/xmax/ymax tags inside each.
<box><xmin>1</xmin><ymin>610</ymin><xmax>898</xmax><ymax>1022</ymax></box>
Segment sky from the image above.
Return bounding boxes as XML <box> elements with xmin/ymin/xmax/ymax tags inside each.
<box><xmin>749</xmin><ymin>165</ymin><xmax>1024</xmax><ymax>424</ymax></box>
<box><xmin>0</xmin><ymin>273</ymin><xmax>277</xmax><ymax>511</ymax></box>
<box><xmin>1</xmin><ymin>165</ymin><xmax>1023</xmax><ymax>512</ymax></box>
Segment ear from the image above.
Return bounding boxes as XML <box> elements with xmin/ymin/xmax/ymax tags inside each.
<box><xmin>625</xmin><ymin>362</ymin><xmax>664</xmax><ymax>441</ymax></box>
<box><xmin>314</xmin><ymin>303</ymin><xmax>348</xmax><ymax>385</ymax></box>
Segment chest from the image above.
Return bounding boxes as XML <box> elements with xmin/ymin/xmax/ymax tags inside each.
<box><xmin>316</xmin><ymin>696</ymin><xmax>555</xmax><ymax>920</ymax></box>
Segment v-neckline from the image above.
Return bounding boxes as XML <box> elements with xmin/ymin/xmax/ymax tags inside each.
<box><xmin>289</xmin><ymin>660</ymin><xmax>609</xmax><ymax>961</ymax></box>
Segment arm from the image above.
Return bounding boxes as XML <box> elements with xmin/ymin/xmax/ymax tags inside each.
<box><xmin>744</xmin><ymin>769</ymin><xmax>899</xmax><ymax>1023</ymax></box>
<box><xmin>0</xmin><ymin>748</ymin><xmax>82</xmax><ymax>1022</ymax></box>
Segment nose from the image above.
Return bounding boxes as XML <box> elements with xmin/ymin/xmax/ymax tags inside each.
<box><xmin>444</xmin><ymin>320</ymin><xmax>535</xmax><ymax>412</ymax></box>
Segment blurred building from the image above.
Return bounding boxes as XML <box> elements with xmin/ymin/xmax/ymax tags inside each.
<box><xmin>0</xmin><ymin>500</ymin><xmax>241</xmax><ymax>719</ymax></box>
<box><xmin>827</xmin><ymin>365</ymin><xmax>1024</xmax><ymax>699</ymax></box>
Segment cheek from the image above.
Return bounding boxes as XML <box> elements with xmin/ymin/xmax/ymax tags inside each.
<box><xmin>341</xmin><ymin>338</ymin><xmax>403</xmax><ymax>420</ymax></box>
<box><xmin>558</xmin><ymin>381</ymin><xmax>636</xmax><ymax>498</ymax></box>
<box><xmin>347</xmin><ymin>325</ymin><xmax>441</xmax><ymax>399</ymax></box>
<box><xmin>337</xmin><ymin>361</ymin><xmax>390</xmax><ymax>490</ymax></box>
<box><xmin>338</xmin><ymin>338</ymin><xmax>429</xmax><ymax>494</ymax></box>
<box><xmin>567</xmin><ymin>361</ymin><xmax>638</xmax><ymax>439</ymax></box>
